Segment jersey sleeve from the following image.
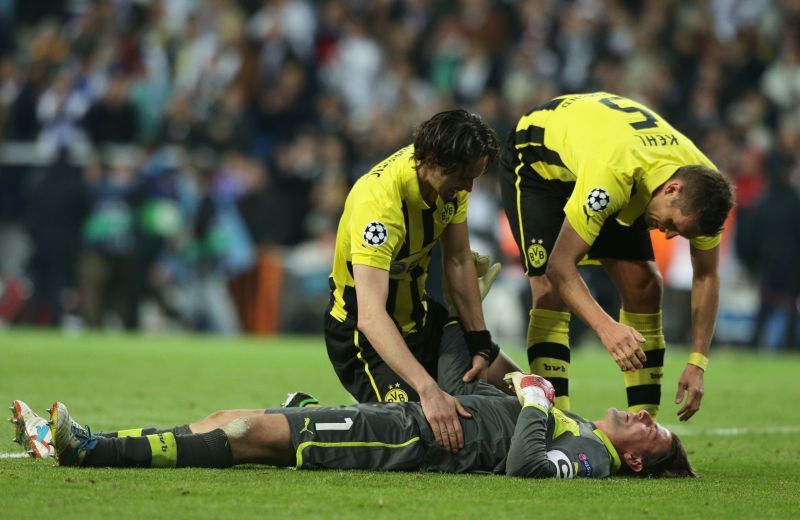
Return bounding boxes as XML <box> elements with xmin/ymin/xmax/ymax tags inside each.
<box><xmin>505</xmin><ymin>406</ymin><xmax>567</xmax><ymax>478</ymax></box>
<box><xmin>563</xmin><ymin>166</ymin><xmax>632</xmax><ymax>246</ymax></box>
<box><xmin>348</xmin><ymin>188</ymin><xmax>405</xmax><ymax>270</ymax></box>
<box><xmin>690</xmin><ymin>233</ymin><xmax>721</xmax><ymax>250</ymax></box>
<box><xmin>451</xmin><ymin>191</ymin><xmax>469</xmax><ymax>224</ymax></box>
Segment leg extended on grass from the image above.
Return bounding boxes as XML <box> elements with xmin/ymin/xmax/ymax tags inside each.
<box><xmin>52</xmin><ymin>402</ymin><xmax>295</xmax><ymax>469</ymax></box>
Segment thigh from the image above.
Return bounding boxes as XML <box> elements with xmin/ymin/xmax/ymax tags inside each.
<box><xmin>284</xmin><ymin>403</ymin><xmax>426</xmax><ymax>471</ymax></box>
<box><xmin>499</xmin><ymin>159</ymin><xmax>572</xmax><ymax>277</ymax></box>
<box><xmin>602</xmin><ymin>259</ymin><xmax>662</xmax><ymax>313</ymax></box>
<box><xmin>325</xmin><ymin>312</ymin><xmax>437</xmax><ymax>403</ymax></box>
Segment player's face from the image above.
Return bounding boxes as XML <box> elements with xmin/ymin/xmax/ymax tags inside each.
<box><xmin>429</xmin><ymin>156</ymin><xmax>488</xmax><ymax>201</ymax></box>
<box><xmin>604</xmin><ymin>408</ymin><xmax>673</xmax><ymax>460</ymax></box>
<box><xmin>645</xmin><ymin>188</ymin><xmax>701</xmax><ymax>239</ymax></box>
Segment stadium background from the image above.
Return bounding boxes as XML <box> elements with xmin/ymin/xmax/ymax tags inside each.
<box><xmin>0</xmin><ymin>0</ymin><xmax>798</xmax><ymax>351</ymax></box>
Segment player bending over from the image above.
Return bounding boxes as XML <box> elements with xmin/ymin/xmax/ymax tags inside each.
<box><xmin>11</xmin><ymin>326</ymin><xmax>693</xmax><ymax>479</ymax></box>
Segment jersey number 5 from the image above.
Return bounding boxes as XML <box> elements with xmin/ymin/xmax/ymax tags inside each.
<box><xmin>599</xmin><ymin>96</ymin><xmax>659</xmax><ymax>130</ymax></box>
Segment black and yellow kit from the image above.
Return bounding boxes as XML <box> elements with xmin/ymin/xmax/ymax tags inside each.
<box><xmin>499</xmin><ymin>91</ymin><xmax>721</xmax><ymax>277</ymax></box>
<box><xmin>499</xmin><ymin>92</ymin><xmax>722</xmax><ymax>416</ymax></box>
<box><xmin>281</xmin><ymin>324</ymin><xmax>621</xmax><ymax>477</ymax></box>
<box><xmin>326</xmin><ymin>145</ymin><xmax>468</xmax><ymax>403</ymax></box>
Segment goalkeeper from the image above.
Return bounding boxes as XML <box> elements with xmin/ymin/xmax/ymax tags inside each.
<box><xmin>13</xmin><ymin>321</ymin><xmax>693</xmax><ymax>478</ymax></box>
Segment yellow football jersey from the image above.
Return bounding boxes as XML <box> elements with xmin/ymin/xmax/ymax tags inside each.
<box><xmin>329</xmin><ymin>145</ymin><xmax>468</xmax><ymax>335</ymax></box>
<box><xmin>513</xmin><ymin>92</ymin><xmax>721</xmax><ymax>250</ymax></box>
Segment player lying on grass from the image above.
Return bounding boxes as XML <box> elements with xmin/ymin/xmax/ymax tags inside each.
<box><xmin>11</xmin><ymin>325</ymin><xmax>694</xmax><ymax>478</ymax></box>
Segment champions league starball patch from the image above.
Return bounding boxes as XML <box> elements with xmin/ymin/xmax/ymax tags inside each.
<box><xmin>586</xmin><ymin>188</ymin><xmax>610</xmax><ymax>212</ymax></box>
<box><xmin>363</xmin><ymin>221</ymin><xmax>388</xmax><ymax>246</ymax></box>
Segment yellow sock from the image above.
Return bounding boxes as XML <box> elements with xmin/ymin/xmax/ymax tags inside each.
<box><xmin>619</xmin><ymin>309</ymin><xmax>665</xmax><ymax>418</ymax></box>
<box><xmin>146</xmin><ymin>432</ymin><xmax>178</xmax><ymax>468</ymax></box>
<box><xmin>528</xmin><ymin>308</ymin><xmax>571</xmax><ymax>410</ymax></box>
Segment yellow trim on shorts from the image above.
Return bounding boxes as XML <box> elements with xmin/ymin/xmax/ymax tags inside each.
<box><xmin>514</xmin><ymin>156</ymin><xmax>529</xmax><ymax>273</ymax></box>
<box><xmin>294</xmin><ymin>437</ymin><xmax>421</xmax><ymax>469</ymax></box>
<box><xmin>354</xmin><ymin>329</ymin><xmax>382</xmax><ymax>402</ymax></box>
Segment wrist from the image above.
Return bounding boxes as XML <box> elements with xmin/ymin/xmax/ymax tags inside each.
<box><xmin>687</xmin><ymin>352</ymin><xmax>708</xmax><ymax>371</ymax></box>
<box><xmin>464</xmin><ymin>330</ymin><xmax>499</xmax><ymax>365</ymax></box>
<box><xmin>417</xmin><ymin>381</ymin><xmax>440</xmax><ymax>399</ymax></box>
<box><xmin>522</xmin><ymin>387</ymin><xmax>552</xmax><ymax>412</ymax></box>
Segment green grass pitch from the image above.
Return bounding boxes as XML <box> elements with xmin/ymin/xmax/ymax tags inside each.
<box><xmin>1</xmin><ymin>330</ymin><xmax>799</xmax><ymax>519</ymax></box>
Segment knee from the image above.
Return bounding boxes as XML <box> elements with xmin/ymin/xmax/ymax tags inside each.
<box><xmin>531</xmin><ymin>276</ymin><xmax>567</xmax><ymax>311</ymax></box>
<box><xmin>203</xmin><ymin>410</ymin><xmax>235</xmax><ymax>424</ymax></box>
<box><xmin>623</xmin><ymin>267</ymin><xmax>664</xmax><ymax>311</ymax></box>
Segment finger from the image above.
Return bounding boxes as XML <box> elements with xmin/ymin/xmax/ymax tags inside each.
<box><xmin>628</xmin><ymin>350</ymin><xmax>644</xmax><ymax>370</ymax></box>
<box><xmin>462</xmin><ymin>365</ymin><xmax>481</xmax><ymax>382</ymax></box>
<box><xmin>618</xmin><ymin>356</ymin><xmax>633</xmax><ymax>372</ymax></box>
<box><xmin>455</xmin><ymin>399</ymin><xmax>472</xmax><ymax>418</ymax></box>
<box><xmin>452</xmin><ymin>417</ymin><xmax>464</xmax><ymax>450</ymax></box>
<box><xmin>431</xmin><ymin>420</ymin><xmax>443</xmax><ymax>447</ymax></box>
<box><xmin>484</xmin><ymin>262</ymin><xmax>501</xmax><ymax>286</ymax></box>
<box><xmin>677</xmin><ymin>388</ymin><xmax>696</xmax><ymax>418</ymax></box>
<box><xmin>438</xmin><ymin>420</ymin><xmax>452</xmax><ymax>452</ymax></box>
<box><xmin>635</xmin><ymin>347</ymin><xmax>647</xmax><ymax>364</ymax></box>
<box><xmin>674</xmin><ymin>382</ymin><xmax>687</xmax><ymax>404</ymax></box>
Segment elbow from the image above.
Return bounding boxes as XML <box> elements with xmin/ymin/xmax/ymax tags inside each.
<box><xmin>356</xmin><ymin>308</ymin><xmax>380</xmax><ymax>336</ymax></box>
<box><xmin>545</xmin><ymin>261</ymin><xmax>565</xmax><ymax>287</ymax></box>
<box><xmin>506</xmin><ymin>459</ymin><xmax>550</xmax><ymax>479</ymax></box>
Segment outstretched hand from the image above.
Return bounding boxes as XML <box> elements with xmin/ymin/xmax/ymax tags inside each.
<box><xmin>597</xmin><ymin>320</ymin><xmax>647</xmax><ymax>371</ymax></box>
<box><xmin>675</xmin><ymin>364</ymin><xmax>705</xmax><ymax>421</ymax></box>
<box><xmin>420</xmin><ymin>388</ymin><xmax>472</xmax><ymax>453</ymax></box>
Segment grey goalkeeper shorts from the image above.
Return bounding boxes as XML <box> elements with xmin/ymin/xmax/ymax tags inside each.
<box><xmin>273</xmin><ymin>403</ymin><xmax>429</xmax><ymax>471</ymax></box>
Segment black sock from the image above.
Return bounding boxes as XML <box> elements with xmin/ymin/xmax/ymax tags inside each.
<box><xmin>82</xmin><ymin>429</ymin><xmax>232</xmax><ymax>468</ymax></box>
<box><xmin>176</xmin><ymin>429</ymin><xmax>233</xmax><ymax>468</ymax></box>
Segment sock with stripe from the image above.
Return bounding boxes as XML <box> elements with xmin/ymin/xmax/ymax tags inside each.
<box><xmin>82</xmin><ymin>429</ymin><xmax>233</xmax><ymax>468</ymax></box>
<box><xmin>527</xmin><ymin>309</ymin><xmax>571</xmax><ymax>410</ymax></box>
<box><xmin>620</xmin><ymin>309</ymin><xmax>665</xmax><ymax>418</ymax></box>
<box><xmin>96</xmin><ymin>425</ymin><xmax>193</xmax><ymax>439</ymax></box>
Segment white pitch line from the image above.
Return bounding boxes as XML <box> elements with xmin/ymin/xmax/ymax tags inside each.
<box><xmin>0</xmin><ymin>452</ymin><xmax>29</xmax><ymax>459</ymax></box>
<box><xmin>669</xmin><ymin>425</ymin><xmax>800</xmax><ymax>436</ymax></box>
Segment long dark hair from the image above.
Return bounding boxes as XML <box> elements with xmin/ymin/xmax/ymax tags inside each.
<box><xmin>620</xmin><ymin>432</ymin><xmax>697</xmax><ymax>478</ymax></box>
<box><xmin>412</xmin><ymin>109</ymin><xmax>499</xmax><ymax>175</ymax></box>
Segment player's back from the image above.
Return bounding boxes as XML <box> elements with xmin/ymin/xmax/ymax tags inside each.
<box><xmin>514</xmin><ymin>92</ymin><xmax>715</xmax><ymax>184</ymax></box>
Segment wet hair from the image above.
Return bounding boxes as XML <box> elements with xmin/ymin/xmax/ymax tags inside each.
<box><xmin>412</xmin><ymin>109</ymin><xmax>499</xmax><ymax>176</ymax></box>
<box><xmin>620</xmin><ymin>432</ymin><xmax>697</xmax><ymax>478</ymax></box>
<box><xmin>669</xmin><ymin>165</ymin><xmax>735</xmax><ymax>236</ymax></box>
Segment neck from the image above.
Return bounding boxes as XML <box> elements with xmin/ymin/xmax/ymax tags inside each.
<box><xmin>416</xmin><ymin>163</ymin><xmax>438</xmax><ymax>206</ymax></box>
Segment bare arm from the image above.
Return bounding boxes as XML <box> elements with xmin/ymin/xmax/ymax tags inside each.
<box><xmin>440</xmin><ymin>221</ymin><xmax>486</xmax><ymax>332</ymax></box>
<box><xmin>674</xmin><ymin>244</ymin><xmax>720</xmax><ymax>421</ymax></box>
<box><xmin>440</xmin><ymin>221</ymin><xmax>511</xmax><ymax>382</ymax></box>
<box><xmin>546</xmin><ymin>219</ymin><xmax>646</xmax><ymax>371</ymax></box>
<box><xmin>353</xmin><ymin>263</ymin><xmax>471</xmax><ymax>451</ymax></box>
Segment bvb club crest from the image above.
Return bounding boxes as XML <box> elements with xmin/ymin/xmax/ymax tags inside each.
<box><xmin>385</xmin><ymin>383</ymin><xmax>409</xmax><ymax>402</ymax></box>
<box><xmin>440</xmin><ymin>203</ymin><xmax>455</xmax><ymax>224</ymax></box>
<box><xmin>527</xmin><ymin>239</ymin><xmax>547</xmax><ymax>268</ymax></box>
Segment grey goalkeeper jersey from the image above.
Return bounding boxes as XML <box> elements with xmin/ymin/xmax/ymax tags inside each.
<box><xmin>413</xmin><ymin>395</ymin><xmax>622</xmax><ymax>478</ymax></box>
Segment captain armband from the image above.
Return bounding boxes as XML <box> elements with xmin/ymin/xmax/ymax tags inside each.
<box><xmin>464</xmin><ymin>330</ymin><xmax>500</xmax><ymax>366</ymax></box>
<box><xmin>687</xmin><ymin>352</ymin><xmax>709</xmax><ymax>371</ymax></box>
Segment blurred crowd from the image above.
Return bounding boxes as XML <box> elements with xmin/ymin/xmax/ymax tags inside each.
<box><xmin>0</xmin><ymin>0</ymin><xmax>798</xmax><ymax>347</ymax></box>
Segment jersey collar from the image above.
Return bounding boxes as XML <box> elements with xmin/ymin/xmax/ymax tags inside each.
<box><xmin>640</xmin><ymin>164</ymin><xmax>679</xmax><ymax>200</ymax></box>
<box><xmin>592</xmin><ymin>427</ymin><xmax>622</xmax><ymax>474</ymax></box>
<box><xmin>403</xmin><ymin>145</ymin><xmax>433</xmax><ymax>210</ymax></box>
